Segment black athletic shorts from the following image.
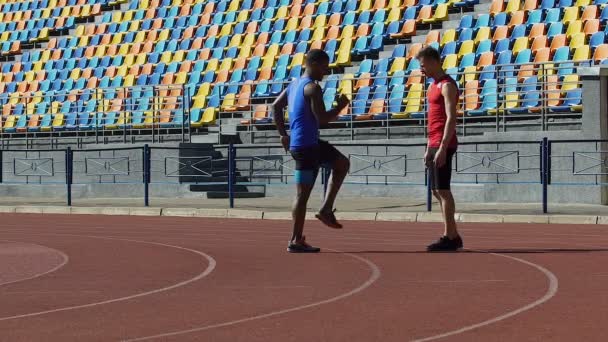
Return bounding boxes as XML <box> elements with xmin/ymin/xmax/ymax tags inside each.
<box><xmin>426</xmin><ymin>147</ymin><xmax>456</xmax><ymax>190</ymax></box>
<box><xmin>290</xmin><ymin>140</ymin><xmax>342</xmax><ymax>184</ymax></box>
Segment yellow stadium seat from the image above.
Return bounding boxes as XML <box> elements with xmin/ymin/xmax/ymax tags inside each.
<box><xmin>24</xmin><ymin>71</ymin><xmax>36</xmax><ymax>82</ymax></box>
<box><xmin>285</xmin><ymin>17</ymin><xmax>299</xmax><ymax>32</ymax></box>
<box><xmin>569</xmin><ymin>33</ymin><xmax>586</xmax><ymax>49</ymax></box>
<box><xmin>562</xmin><ymin>75</ymin><xmax>579</xmax><ymax>92</ymax></box>
<box><xmin>512</xmin><ymin>37</ymin><xmax>529</xmax><ymax>54</ymax></box>
<box><xmin>276</xmin><ymin>5</ymin><xmax>289</xmax><ymax>19</ymax></box>
<box><xmin>195</xmin><ymin>83</ymin><xmax>212</xmax><ymax>98</ymax></box>
<box><xmin>112</xmin><ymin>11</ymin><xmax>122</xmax><ymax>22</ymax></box>
<box><xmin>338</xmin><ymin>74</ymin><xmax>354</xmax><ymax>99</ymax></box>
<box><xmin>191</xmin><ymin>107</ymin><xmax>217</xmax><ymax>127</ymax></box>
<box><xmin>403</xmin><ymin>83</ymin><xmax>424</xmax><ymax>117</ymax></box>
<box><xmin>566</xmin><ymin>20</ymin><xmax>583</xmax><ymax>39</ymax></box>
<box><xmin>237</xmin><ymin>10</ymin><xmax>249</xmax><ymax>23</ymax></box>
<box><xmin>331</xmin><ymin>39</ymin><xmax>352</xmax><ymax>68</ymax></box>
<box><xmin>111</xmin><ymin>33</ymin><xmax>124</xmax><ymax>45</ymax></box>
<box><xmin>117</xmin><ymin>65</ymin><xmax>129</xmax><ymax>77</ymax></box>
<box><xmin>462</xmin><ymin>66</ymin><xmax>478</xmax><ymax>83</ymax></box>
<box><xmin>422</xmin><ymin>4</ymin><xmax>449</xmax><ymax>23</ymax></box>
<box><xmin>79</xmin><ymin>36</ymin><xmax>90</xmax><ymax>47</ymax></box>
<box><xmin>339</xmin><ymin>25</ymin><xmax>355</xmax><ymax>41</ymax></box>
<box><xmin>228</xmin><ymin>0</ymin><xmax>240</xmax><ymax>12</ymax></box>
<box><xmin>575</xmin><ymin>0</ymin><xmax>590</xmax><ymax>6</ymax></box>
<box><xmin>390</xmin><ymin>57</ymin><xmax>407</xmax><ymax>75</ymax></box>
<box><xmin>442</xmin><ymin>54</ymin><xmax>458</xmax><ymax>69</ymax></box>
<box><xmin>75</xmin><ymin>25</ymin><xmax>85</xmax><ymax>37</ymax></box>
<box><xmin>123</xmin><ymin>74</ymin><xmax>135</xmax><ymax>87</ymax></box>
<box><xmin>33</xmin><ymin>61</ymin><xmax>44</xmax><ymax>72</ymax></box>
<box><xmin>220</xmin><ymin>23</ymin><xmax>234</xmax><ymax>37</ymax></box>
<box><xmin>95</xmin><ymin>45</ymin><xmax>107</xmax><ymax>57</ymax></box>
<box><xmin>205</xmin><ymin>59</ymin><xmax>219</xmax><ymax>72</ymax></box>
<box><xmin>221</xmin><ymin>94</ymin><xmax>236</xmax><ymax>111</ymax></box>
<box><xmin>440</xmin><ymin>29</ymin><xmax>457</xmax><ymax>47</ymax></box>
<box><xmin>50</xmin><ymin>113</ymin><xmax>65</xmax><ymax>130</ymax></box>
<box><xmin>386</xmin><ymin>8</ymin><xmax>401</xmax><ymax>23</ymax></box>
<box><xmin>122</xmin><ymin>11</ymin><xmax>133</xmax><ymax>22</ymax></box>
<box><xmin>157</xmin><ymin>30</ymin><xmax>170</xmax><ymax>42</ymax></box>
<box><xmin>35</xmin><ymin>28</ymin><xmax>50</xmax><ymax>42</ymax></box>
<box><xmin>129</xmin><ymin>20</ymin><xmax>140</xmax><ymax>32</ymax></box>
<box><xmin>173</xmin><ymin>50</ymin><xmax>185</xmax><ymax>62</ymax></box>
<box><xmin>2</xmin><ymin>116</ymin><xmax>16</xmax><ymax>132</ymax></box>
<box><xmin>290</xmin><ymin>53</ymin><xmax>305</xmax><ymax>69</ymax></box>
<box><xmin>313</xmin><ymin>14</ymin><xmax>327</xmax><ymax>29</ymax></box>
<box><xmin>505</xmin><ymin>0</ymin><xmax>521</xmax><ymax>13</ymax></box>
<box><xmin>219</xmin><ymin>58</ymin><xmax>233</xmax><ymax>72</ymax></box>
<box><xmin>136</xmin><ymin>53</ymin><xmax>147</xmax><ymax>65</ymax></box>
<box><xmin>312</xmin><ymin>26</ymin><xmax>325</xmax><ymax>41</ymax></box>
<box><xmin>70</xmin><ymin>68</ymin><xmax>81</xmax><ymax>80</ymax></box>
<box><xmin>474</xmin><ymin>27</ymin><xmax>491</xmax><ymax>43</ymax></box>
<box><xmin>573</xmin><ymin>45</ymin><xmax>591</xmax><ymax>61</ymax></box>
<box><xmin>562</xmin><ymin>7</ymin><xmax>580</xmax><ymax>24</ymax></box>
<box><xmin>160</xmin><ymin>51</ymin><xmax>172</xmax><ymax>64</ymax></box>
<box><xmin>458</xmin><ymin>40</ymin><xmax>475</xmax><ymax>56</ymax></box>
<box><xmin>357</xmin><ymin>0</ymin><xmax>372</xmax><ymax>13</ymax></box>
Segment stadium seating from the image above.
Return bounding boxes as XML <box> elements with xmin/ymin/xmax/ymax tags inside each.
<box><xmin>0</xmin><ymin>0</ymin><xmax>607</xmax><ymax>134</ymax></box>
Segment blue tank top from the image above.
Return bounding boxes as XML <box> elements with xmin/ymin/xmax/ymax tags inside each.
<box><xmin>287</xmin><ymin>76</ymin><xmax>319</xmax><ymax>150</ymax></box>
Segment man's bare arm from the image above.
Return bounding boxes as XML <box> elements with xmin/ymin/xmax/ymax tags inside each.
<box><xmin>440</xmin><ymin>82</ymin><xmax>458</xmax><ymax>149</ymax></box>
<box><xmin>304</xmin><ymin>83</ymin><xmax>349</xmax><ymax>126</ymax></box>
<box><xmin>271</xmin><ymin>89</ymin><xmax>289</xmax><ymax>137</ymax></box>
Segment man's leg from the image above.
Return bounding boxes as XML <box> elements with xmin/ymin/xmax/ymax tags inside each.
<box><xmin>436</xmin><ymin>190</ymin><xmax>459</xmax><ymax>239</ymax></box>
<box><xmin>288</xmin><ymin>168</ymin><xmax>321</xmax><ymax>253</ymax></box>
<box><xmin>427</xmin><ymin>149</ymin><xmax>462</xmax><ymax>251</ymax></box>
<box><xmin>319</xmin><ymin>154</ymin><xmax>349</xmax><ymax>214</ymax></box>
<box><xmin>291</xmin><ymin>180</ymin><xmax>314</xmax><ymax>243</ymax></box>
<box><xmin>316</xmin><ymin>141</ymin><xmax>349</xmax><ymax>228</ymax></box>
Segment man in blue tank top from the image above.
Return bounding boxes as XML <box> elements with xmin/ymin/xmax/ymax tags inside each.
<box><xmin>271</xmin><ymin>49</ymin><xmax>350</xmax><ymax>253</ymax></box>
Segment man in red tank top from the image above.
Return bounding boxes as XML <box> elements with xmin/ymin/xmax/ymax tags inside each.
<box><xmin>417</xmin><ymin>46</ymin><xmax>463</xmax><ymax>252</ymax></box>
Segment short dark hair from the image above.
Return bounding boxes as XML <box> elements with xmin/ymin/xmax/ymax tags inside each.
<box><xmin>306</xmin><ymin>49</ymin><xmax>330</xmax><ymax>64</ymax></box>
<box><xmin>416</xmin><ymin>46</ymin><xmax>441</xmax><ymax>61</ymax></box>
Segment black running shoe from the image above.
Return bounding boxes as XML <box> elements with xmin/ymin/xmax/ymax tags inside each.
<box><xmin>426</xmin><ymin>235</ymin><xmax>463</xmax><ymax>252</ymax></box>
<box><xmin>287</xmin><ymin>236</ymin><xmax>321</xmax><ymax>253</ymax></box>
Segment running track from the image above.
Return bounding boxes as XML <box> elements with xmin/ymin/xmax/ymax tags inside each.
<box><xmin>1</xmin><ymin>213</ymin><xmax>608</xmax><ymax>341</ymax></box>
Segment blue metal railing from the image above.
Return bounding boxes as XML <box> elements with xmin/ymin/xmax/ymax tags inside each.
<box><xmin>3</xmin><ymin>138</ymin><xmax>608</xmax><ymax>213</ymax></box>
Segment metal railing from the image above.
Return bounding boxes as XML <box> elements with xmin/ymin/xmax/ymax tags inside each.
<box><xmin>0</xmin><ymin>60</ymin><xmax>598</xmax><ymax>146</ymax></box>
<box><xmin>3</xmin><ymin>138</ymin><xmax>608</xmax><ymax>213</ymax></box>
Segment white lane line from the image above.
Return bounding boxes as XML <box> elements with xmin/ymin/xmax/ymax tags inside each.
<box><xmin>0</xmin><ymin>240</ymin><xmax>70</xmax><ymax>288</ymax></box>
<box><xmin>122</xmin><ymin>248</ymin><xmax>381</xmax><ymax>342</ymax></box>
<box><xmin>0</xmin><ymin>234</ymin><xmax>216</xmax><ymax>322</ymax></box>
<box><xmin>410</xmin><ymin>250</ymin><xmax>559</xmax><ymax>342</ymax></box>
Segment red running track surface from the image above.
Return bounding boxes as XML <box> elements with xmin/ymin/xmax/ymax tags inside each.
<box><xmin>1</xmin><ymin>213</ymin><xmax>607</xmax><ymax>341</ymax></box>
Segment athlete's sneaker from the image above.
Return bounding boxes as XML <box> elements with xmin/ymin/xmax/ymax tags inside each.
<box><xmin>426</xmin><ymin>235</ymin><xmax>463</xmax><ymax>252</ymax></box>
<box><xmin>287</xmin><ymin>236</ymin><xmax>321</xmax><ymax>253</ymax></box>
<box><xmin>315</xmin><ymin>208</ymin><xmax>343</xmax><ymax>229</ymax></box>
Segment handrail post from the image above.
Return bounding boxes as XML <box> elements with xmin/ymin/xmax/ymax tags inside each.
<box><xmin>66</xmin><ymin>146</ymin><xmax>72</xmax><ymax>206</ymax></box>
<box><xmin>143</xmin><ymin>144</ymin><xmax>150</xmax><ymax>207</ymax></box>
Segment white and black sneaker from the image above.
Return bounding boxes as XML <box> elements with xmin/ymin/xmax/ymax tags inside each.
<box><xmin>287</xmin><ymin>236</ymin><xmax>321</xmax><ymax>253</ymax></box>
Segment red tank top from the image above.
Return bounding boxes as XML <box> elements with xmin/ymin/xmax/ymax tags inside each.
<box><xmin>427</xmin><ymin>75</ymin><xmax>458</xmax><ymax>149</ymax></box>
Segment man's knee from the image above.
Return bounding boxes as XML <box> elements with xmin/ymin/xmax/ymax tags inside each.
<box><xmin>435</xmin><ymin>189</ymin><xmax>453</xmax><ymax>200</ymax></box>
<box><xmin>333</xmin><ymin>155</ymin><xmax>350</xmax><ymax>174</ymax></box>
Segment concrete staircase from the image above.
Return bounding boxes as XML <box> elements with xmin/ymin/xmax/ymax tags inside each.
<box><xmin>179</xmin><ymin>143</ymin><xmax>266</xmax><ymax>199</ymax></box>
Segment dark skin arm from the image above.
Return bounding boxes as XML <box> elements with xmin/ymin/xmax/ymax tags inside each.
<box><xmin>270</xmin><ymin>89</ymin><xmax>289</xmax><ymax>150</ymax></box>
<box><xmin>272</xmin><ymin>83</ymin><xmax>350</xmax><ymax>151</ymax></box>
<box><xmin>304</xmin><ymin>82</ymin><xmax>349</xmax><ymax>126</ymax></box>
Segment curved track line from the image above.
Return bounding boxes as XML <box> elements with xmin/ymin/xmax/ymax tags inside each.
<box><xmin>0</xmin><ymin>240</ymin><xmax>69</xmax><ymax>288</ymax></box>
<box><xmin>410</xmin><ymin>251</ymin><xmax>559</xmax><ymax>342</ymax></box>
<box><xmin>0</xmin><ymin>234</ymin><xmax>216</xmax><ymax>322</ymax></box>
<box><xmin>123</xmin><ymin>248</ymin><xmax>381</xmax><ymax>342</ymax></box>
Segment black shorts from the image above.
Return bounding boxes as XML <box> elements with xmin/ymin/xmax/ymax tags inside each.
<box><xmin>426</xmin><ymin>147</ymin><xmax>456</xmax><ymax>190</ymax></box>
<box><xmin>290</xmin><ymin>140</ymin><xmax>342</xmax><ymax>170</ymax></box>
